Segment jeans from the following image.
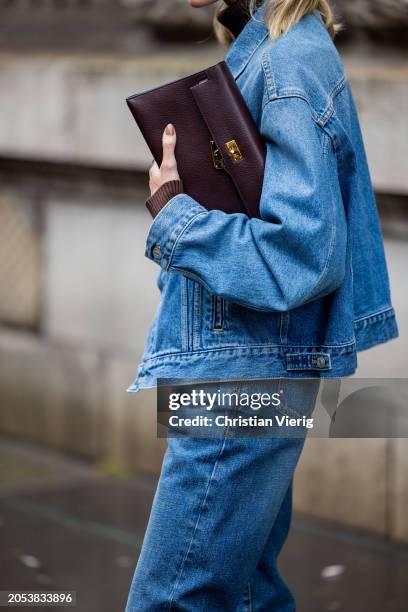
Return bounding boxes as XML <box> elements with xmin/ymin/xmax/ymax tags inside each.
<box><xmin>126</xmin><ymin>379</ymin><xmax>319</xmax><ymax>611</ymax></box>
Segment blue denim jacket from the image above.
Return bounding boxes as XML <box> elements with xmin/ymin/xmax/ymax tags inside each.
<box><xmin>127</xmin><ymin>3</ymin><xmax>398</xmax><ymax>392</ymax></box>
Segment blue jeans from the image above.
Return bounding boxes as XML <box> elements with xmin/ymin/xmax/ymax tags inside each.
<box><xmin>126</xmin><ymin>380</ymin><xmax>318</xmax><ymax>611</ymax></box>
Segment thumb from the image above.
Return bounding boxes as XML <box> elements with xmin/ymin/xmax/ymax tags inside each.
<box><xmin>162</xmin><ymin>123</ymin><xmax>177</xmax><ymax>169</ymax></box>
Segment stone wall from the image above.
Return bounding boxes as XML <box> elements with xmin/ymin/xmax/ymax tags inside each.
<box><xmin>0</xmin><ymin>162</ymin><xmax>166</xmax><ymax>475</ymax></box>
<box><xmin>1</xmin><ymin>0</ymin><xmax>408</xmax><ymax>48</ymax></box>
<box><xmin>123</xmin><ymin>0</ymin><xmax>408</xmax><ymax>33</ymax></box>
<box><xmin>336</xmin><ymin>0</ymin><xmax>408</xmax><ymax>28</ymax></box>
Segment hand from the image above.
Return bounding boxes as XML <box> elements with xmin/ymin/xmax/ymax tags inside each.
<box><xmin>149</xmin><ymin>124</ymin><xmax>180</xmax><ymax>197</ymax></box>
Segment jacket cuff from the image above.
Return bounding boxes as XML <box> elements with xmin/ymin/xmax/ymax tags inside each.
<box><xmin>145</xmin><ymin>194</ymin><xmax>207</xmax><ymax>270</ymax></box>
<box><xmin>145</xmin><ymin>179</ymin><xmax>184</xmax><ymax>218</ymax></box>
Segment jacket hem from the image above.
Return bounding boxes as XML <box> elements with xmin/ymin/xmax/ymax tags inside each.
<box><xmin>355</xmin><ymin>306</ymin><xmax>399</xmax><ymax>352</ymax></box>
<box><xmin>126</xmin><ymin>307</ymin><xmax>398</xmax><ymax>394</ymax></box>
<box><xmin>127</xmin><ymin>344</ymin><xmax>357</xmax><ymax>393</ymax></box>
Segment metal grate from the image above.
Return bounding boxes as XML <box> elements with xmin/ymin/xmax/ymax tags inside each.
<box><xmin>0</xmin><ymin>195</ymin><xmax>41</xmax><ymax>327</ymax></box>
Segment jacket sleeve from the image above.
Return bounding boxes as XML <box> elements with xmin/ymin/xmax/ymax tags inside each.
<box><xmin>144</xmin><ymin>96</ymin><xmax>347</xmax><ymax>312</ymax></box>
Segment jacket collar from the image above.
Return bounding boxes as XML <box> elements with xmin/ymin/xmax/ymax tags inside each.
<box><xmin>223</xmin><ymin>1</ymin><xmax>270</xmax><ymax>79</ymax></box>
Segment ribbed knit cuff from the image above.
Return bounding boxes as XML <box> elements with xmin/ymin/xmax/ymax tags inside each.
<box><xmin>146</xmin><ymin>179</ymin><xmax>184</xmax><ymax>218</ymax></box>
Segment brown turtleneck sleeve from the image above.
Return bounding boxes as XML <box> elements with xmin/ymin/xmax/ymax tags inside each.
<box><xmin>145</xmin><ymin>179</ymin><xmax>184</xmax><ymax>219</ymax></box>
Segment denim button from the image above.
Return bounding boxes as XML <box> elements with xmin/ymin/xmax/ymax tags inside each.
<box><xmin>152</xmin><ymin>245</ymin><xmax>162</xmax><ymax>260</ymax></box>
<box><xmin>316</xmin><ymin>356</ymin><xmax>327</xmax><ymax>368</ymax></box>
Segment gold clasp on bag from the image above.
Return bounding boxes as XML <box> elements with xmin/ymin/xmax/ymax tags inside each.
<box><xmin>225</xmin><ymin>139</ymin><xmax>243</xmax><ymax>162</ymax></box>
<box><xmin>210</xmin><ymin>140</ymin><xmax>224</xmax><ymax>170</ymax></box>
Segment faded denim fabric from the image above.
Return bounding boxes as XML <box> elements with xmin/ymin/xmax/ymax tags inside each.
<box><xmin>128</xmin><ymin>3</ymin><xmax>398</xmax><ymax>392</ymax></box>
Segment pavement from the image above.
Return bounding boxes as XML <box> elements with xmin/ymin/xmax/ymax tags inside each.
<box><xmin>1</xmin><ymin>437</ymin><xmax>408</xmax><ymax>612</ymax></box>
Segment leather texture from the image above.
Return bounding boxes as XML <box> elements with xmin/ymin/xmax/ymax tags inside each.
<box><xmin>126</xmin><ymin>61</ymin><xmax>266</xmax><ymax>219</ymax></box>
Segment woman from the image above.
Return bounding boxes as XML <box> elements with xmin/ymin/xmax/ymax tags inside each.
<box><xmin>126</xmin><ymin>1</ymin><xmax>398</xmax><ymax>610</ymax></box>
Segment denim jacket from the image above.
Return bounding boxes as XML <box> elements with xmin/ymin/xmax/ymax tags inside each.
<box><xmin>127</xmin><ymin>3</ymin><xmax>398</xmax><ymax>392</ymax></box>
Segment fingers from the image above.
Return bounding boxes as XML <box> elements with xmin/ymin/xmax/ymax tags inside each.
<box><xmin>147</xmin><ymin>125</ymin><xmax>180</xmax><ymax>197</ymax></box>
<box><xmin>149</xmin><ymin>160</ymin><xmax>160</xmax><ymax>180</ymax></box>
<box><xmin>149</xmin><ymin>160</ymin><xmax>161</xmax><ymax>195</ymax></box>
<box><xmin>161</xmin><ymin>123</ymin><xmax>179</xmax><ymax>181</ymax></box>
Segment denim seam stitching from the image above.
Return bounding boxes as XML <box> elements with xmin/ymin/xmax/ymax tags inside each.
<box><xmin>163</xmin><ymin>218</ymin><xmax>198</xmax><ymax>266</ymax></box>
<box><xmin>170</xmin><ymin>266</ymin><xmax>280</xmax><ymax>313</ymax></box>
<box><xmin>166</xmin><ymin>212</ymin><xmax>207</xmax><ymax>271</ymax></box>
<box><xmin>261</xmin><ymin>92</ymin><xmax>319</xmax><ymax>124</ymax></box>
<box><xmin>193</xmin><ymin>282</ymin><xmax>201</xmax><ymax>351</ymax></box>
<box><xmin>141</xmin><ymin>341</ymin><xmax>357</xmax><ymax>365</ymax></box>
<box><xmin>261</xmin><ymin>51</ymin><xmax>276</xmax><ymax>98</ymax></box>
<box><xmin>261</xmin><ymin>52</ymin><xmax>346</xmax><ymax>126</ymax></box>
<box><xmin>322</xmin><ymin>132</ymin><xmax>331</xmax><ymax>156</ymax></box>
<box><xmin>286</xmin><ymin>352</ymin><xmax>332</xmax><ymax>371</ymax></box>
<box><xmin>354</xmin><ymin>306</ymin><xmax>394</xmax><ymax>324</ymax></box>
<box><xmin>147</xmin><ymin>201</ymin><xmax>203</xmax><ymax>262</ymax></box>
<box><xmin>247</xmin><ymin>582</ymin><xmax>252</xmax><ymax>612</ymax></box>
<box><xmin>159</xmin><ymin>208</ymin><xmax>206</xmax><ymax>270</ymax></box>
<box><xmin>181</xmin><ymin>277</ymin><xmax>189</xmax><ymax>353</ymax></box>
<box><xmin>286</xmin><ymin>365</ymin><xmax>331</xmax><ymax>371</ymax></box>
<box><xmin>317</xmin><ymin>78</ymin><xmax>346</xmax><ymax>127</ymax></box>
<box><xmin>212</xmin><ymin>296</ymin><xmax>218</xmax><ymax>332</ymax></box>
<box><xmin>286</xmin><ymin>351</ymin><xmax>330</xmax><ymax>357</ymax></box>
<box><xmin>279</xmin><ymin>312</ymin><xmax>290</xmax><ymax>345</ymax></box>
<box><xmin>144</xmin><ymin>340</ymin><xmax>357</xmax><ymax>358</ymax></box>
<box><xmin>330</xmin><ymin>77</ymin><xmax>347</xmax><ymax>102</ymax></box>
<box><xmin>167</xmin><ymin>429</ymin><xmax>231</xmax><ymax>610</ymax></box>
<box><xmin>307</xmin><ymin>78</ymin><xmax>347</xmax><ymax>126</ymax></box>
<box><xmin>279</xmin><ymin>313</ymin><xmax>285</xmax><ymax>344</ymax></box>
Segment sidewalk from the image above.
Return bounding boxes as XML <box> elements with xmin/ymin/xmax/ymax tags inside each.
<box><xmin>0</xmin><ymin>436</ymin><xmax>407</xmax><ymax>612</ymax></box>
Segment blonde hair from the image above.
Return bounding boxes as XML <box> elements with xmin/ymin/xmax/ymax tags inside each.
<box><xmin>214</xmin><ymin>0</ymin><xmax>340</xmax><ymax>48</ymax></box>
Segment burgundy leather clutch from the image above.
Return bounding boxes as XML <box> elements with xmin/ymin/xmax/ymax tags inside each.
<box><xmin>126</xmin><ymin>61</ymin><xmax>266</xmax><ymax>218</ymax></box>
